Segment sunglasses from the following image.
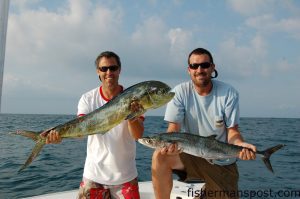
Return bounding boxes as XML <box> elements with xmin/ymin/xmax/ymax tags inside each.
<box><xmin>98</xmin><ymin>65</ymin><xmax>119</xmax><ymax>72</ymax></box>
<box><xmin>189</xmin><ymin>62</ymin><xmax>212</xmax><ymax>70</ymax></box>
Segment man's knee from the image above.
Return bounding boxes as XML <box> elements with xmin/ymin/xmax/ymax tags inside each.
<box><xmin>152</xmin><ymin>150</ymin><xmax>183</xmax><ymax>170</ymax></box>
<box><xmin>152</xmin><ymin>150</ymin><xmax>166</xmax><ymax>167</ymax></box>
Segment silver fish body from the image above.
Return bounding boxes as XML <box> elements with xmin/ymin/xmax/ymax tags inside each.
<box><xmin>12</xmin><ymin>80</ymin><xmax>175</xmax><ymax>171</ymax></box>
<box><xmin>138</xmin><ymin>132</ymin><xmax>285</xmax><ymax>173</ymax></box>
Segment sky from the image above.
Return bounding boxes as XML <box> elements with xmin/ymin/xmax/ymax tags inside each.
<box><xmin>1</xmin><ymin>0</ymin><xmax>300</xmax><ymax>118</ymax></box>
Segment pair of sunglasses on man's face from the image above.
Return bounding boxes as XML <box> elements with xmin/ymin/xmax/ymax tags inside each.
<box><xmin>98</xmin><ymin>63</ymin><xmax>211</xmax><ymax>72</ymax></box>
<box><xmin>189</xmin><ymin>62</ymin><xmax>212</xmax><ymax>70</ymax></box>
<box><xmin>98</xmin><ymin>65</ymin><xmax>119</xmax><ymax>72</ymax></box>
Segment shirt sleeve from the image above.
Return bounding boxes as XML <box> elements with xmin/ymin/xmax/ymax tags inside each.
<box><xmin>77</xmin><ymin>95</ymin><xmax>90</xmax><ymax>116</ymax></box>
<box><xmin>224</xmin><ymin>87</ymin><xmax>240</xmax><ymax>128</ymax></box>
<box><xmin>164</xmin><ymin>86</ymin><xmax>185</xmax><ymax>124</ymax></box>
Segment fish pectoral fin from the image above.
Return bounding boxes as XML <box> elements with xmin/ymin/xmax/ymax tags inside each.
<box><xmin>126</xmin><ymin>97</ymin><xmax>146</xmax><ymax>120</ymax></box>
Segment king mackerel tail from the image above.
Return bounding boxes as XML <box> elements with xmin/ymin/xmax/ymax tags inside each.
<box><xmin>11</xmin><ymin>80</ymin><xmax>175</xmax><ymax>172</ymax></box>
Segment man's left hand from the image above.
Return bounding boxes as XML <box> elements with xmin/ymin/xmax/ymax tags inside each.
<box><xmin>129</xmin><ymin>99</ymin><xmax>144</xmax><ymax>113</ymax></box>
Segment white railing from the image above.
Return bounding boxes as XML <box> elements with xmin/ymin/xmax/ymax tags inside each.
<box><xmin>0</xmin><ymin>0</ymin><xmax>10</xmax><ymax>112</ymax></box>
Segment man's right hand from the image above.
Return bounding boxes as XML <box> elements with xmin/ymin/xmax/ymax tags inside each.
<box><xmin>40</xmin><ymin>129</ymin><xmax>62</xmax><ymax>144</ymax></box>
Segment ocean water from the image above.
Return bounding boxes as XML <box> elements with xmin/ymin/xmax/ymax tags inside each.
<box><xmin>0</xmin><ymin>114</ymin><xmax>299</xmax><ymax>199</ymax></box>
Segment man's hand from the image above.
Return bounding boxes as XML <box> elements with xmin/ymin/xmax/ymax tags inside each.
<box><xmin>129</xmin><ymin>99</ymin><xmax>144</xmax><ymax>113</ymax></box>
<box><xmin>40</xmin><ymin>129</ymin><xmax>62</xmax><ymax>144</ymax></box>
<box><xmin>236</xmin><ymin>142</ymin><xmax>256</xmax><ymax>160</ymax></box>
<box><xmin>128</xmin><ymin>99</ymin><xmax>144</xmax><ymax>123</ymax></box>
<box><xmin>160</xmin><ymin>143</ymin><xmax>183</xmax><ymax>156</ymax></box>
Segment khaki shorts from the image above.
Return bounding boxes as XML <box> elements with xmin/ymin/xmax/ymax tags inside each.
<box><xmin>77</xmin><ymin>177</ymin><xmax>140</xmax><ymax>199</ymax></box>
<box><xmin>179</xmin><ymin>153</ymin><xmax>239</xmax><ymax>199</ymax></box>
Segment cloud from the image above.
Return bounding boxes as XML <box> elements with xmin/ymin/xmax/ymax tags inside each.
<box><xmin>218</xmin><ymin>34</ymin><xmax>268</xmax><ymax>77</ymax></box>
<box><xmin>245</xmin><ymin>14</ymin><xmax>300</xmax><ymax>40</ymax></box>
<box><xmin>168</xmin><ymin>28</ymin><xmax>193</xmax><ymax>65</ymax></box>
<box><xmin>3</xmin><ymin>0</ymin><xmax>126</xmax><ymax>113</ymax></box>
<box><xmin>2</xmin><ymin>0</ymin><xmax>300</xmax><ymax>117</ymax></box>
<box><xmin>8</xmin><ymin>1</ymin><xmax>125</xmax><ymax>68</ymax></box>
<box><xmin>10</xmin><ymin>0</ymin><xmax>40</xmax><ymax>10</ymax></box>
<box><xmin>123</xmin><ymin>17</ymin><xmax>192</xmax><ymax>84</ymax></box>
<box><xmin>227</xmin><ymin>0</ymin><xmax>275</xmax><ymax>16</ymax></box>
<box><xmin>3</xmin><ymin>0</ymin><xmax>193</xmax><ymax>113</ymax></box>
<box><xmin>218</xmin><ymin>33</ymin><xmax>299</xmax><ymax>80</ymax></box>
<box><xmin>227</xmin><ymin>1</ymin><xmax>300</xmax><ymax>40</ymax></box>
<box><xmin>221</xmin><ymin>0</ymin><xmax>300</xmax><ymax>80</ymax></box>
<box><xmin>131</xmin><ymin>16</ymin><xmax>168</xmax><ymax>50</ymax></box>
<box><xmin>276</xmin><ymin>58</ymin><xmax>294</xmax><ymax>72</ymax></box>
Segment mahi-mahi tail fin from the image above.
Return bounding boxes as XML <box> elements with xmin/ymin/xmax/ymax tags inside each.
<box><xmin>10</xmin><ymin>130</ymin><xmax>46</xmax><ymax>172</ymax></box>
<box><xmin>259</xmin><ymin>144</ymin><xmax>285</xmax><ymax>173</ymax></box>
<box><xmin>10</xmin><ymin>130</ymin><xmax>39</xmax><ymax>141</ymax></box>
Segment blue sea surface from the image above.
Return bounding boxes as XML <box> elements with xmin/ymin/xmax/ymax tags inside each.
<box><xmin>0</xmin><ymin>114</ymin><xmax>299</xmax><ymax>199</ymax></box>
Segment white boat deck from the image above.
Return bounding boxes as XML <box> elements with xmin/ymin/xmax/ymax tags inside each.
<box><xmin>23</xmin><ymin>180</ymin><xmax>205</xmax><ymax>199</ymax></box>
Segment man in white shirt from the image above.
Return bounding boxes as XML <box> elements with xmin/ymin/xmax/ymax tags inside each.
<box><xmin>44</xmin><ymin>51</ymin><xmax>144</xmax><ymax>199</ymax></box>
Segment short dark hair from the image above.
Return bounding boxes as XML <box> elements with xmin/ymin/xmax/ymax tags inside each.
<box><xmin>95</xmin><ymin>51</ymin><xmax>121</xmax><ymax>68</ymax></box>
<box><xmin>188</xmin><ymin>48</ymin><xmax>214</xmax><ymax>65</ymax></box>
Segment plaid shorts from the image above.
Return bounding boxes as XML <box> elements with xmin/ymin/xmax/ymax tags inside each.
<box><xmin>77</xmin><ymin>177</ymin><xmax>140</xmax><ymax>199</ymax></box>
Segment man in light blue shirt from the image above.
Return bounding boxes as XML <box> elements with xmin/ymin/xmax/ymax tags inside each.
<box><xmin>152</xmin><ymin>48</ymin><xmax>257</xmax><ymax>199</ymax></box>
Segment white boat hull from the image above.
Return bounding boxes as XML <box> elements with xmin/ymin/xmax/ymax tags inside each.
<box><xmin>23</xmin><ymin>180</ymin><xmax>205</xmax><ymax>199</ymax></box>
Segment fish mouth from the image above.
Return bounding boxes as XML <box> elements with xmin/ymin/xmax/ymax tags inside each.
<box><xmin>167</xmin><ymin>91</ymin><xmax>175</xmax><ymax>97</ymax></box>
<box><xmin>141</xmin><ymin>81</ymin><xmax>174</xmax><ymax>109</ymax></box>
<box><xmin>137</xmin><ymin>138</ymin><xmax>143</xmax><ymax>144</ymax></box>
<box><xmin>137</xmin><ymin>138</ymin><xmax>148</xmax><ymax>146</ymax></box>
<box><xmin>149</xmin><ymin>91</ymin><xmax>174</xmax><ymax>109</ymax></box>
<box><xmin>137</xmin><ymin>138</ymin><xmax>157</xmax><ymax>149</ymax></box>
<box><xmin>161</xmin><ymin>91</ymin><xmax>175</xmax><ymax>102</ymax></box>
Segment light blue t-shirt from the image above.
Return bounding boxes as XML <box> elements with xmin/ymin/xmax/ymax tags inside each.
<box><xmin>164</xmin><ymin>80</ymin><xmax>240</xmax><ymax>165</ymax></box>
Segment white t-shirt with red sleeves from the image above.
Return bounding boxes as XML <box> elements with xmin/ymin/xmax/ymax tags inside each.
<box><xmin>77</xmin><ymin>86</ymin><xmax>138</xmax><ymax>185</ymax></box>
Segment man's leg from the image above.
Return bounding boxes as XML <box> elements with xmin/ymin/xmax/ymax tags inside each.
<box><xmin>201</xmin><ymin>163</ymin><xmax>239</xmax><ymax>199</ymax></box>
<box><xmin>179</xmin><ymin>153</ymin><xmax>239</xmax><ymax>199</ymax></box>
<box><xmin>151</xmin><ymin>149</ymin><xmax>184</xmax><ymax>199</ymax></box>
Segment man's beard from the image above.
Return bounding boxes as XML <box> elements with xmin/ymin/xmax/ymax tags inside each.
<box><xmin>193</xmin><ymin>72</ymin><xmax>211</xmax><ymax>88</ymax></box>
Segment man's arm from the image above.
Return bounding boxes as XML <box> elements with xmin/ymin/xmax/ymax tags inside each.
<box><xmin>167</xmin><ymin>122</ymin><xmax>181</xmax><ymax>132</ymax></box>
<box><xmin>127</xmin><ymin>100</ymin><xmax>145</xmax><ymax>139</ymax></box>
<box><xmin>128</xmin><ymin>117</ymin><xmax>144</xmax><ymax>140</ymax></box>
<box><xmin>227</xmin><ymin>125</ymin><xmax>256</xmax><ymax>160</ymax></box>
